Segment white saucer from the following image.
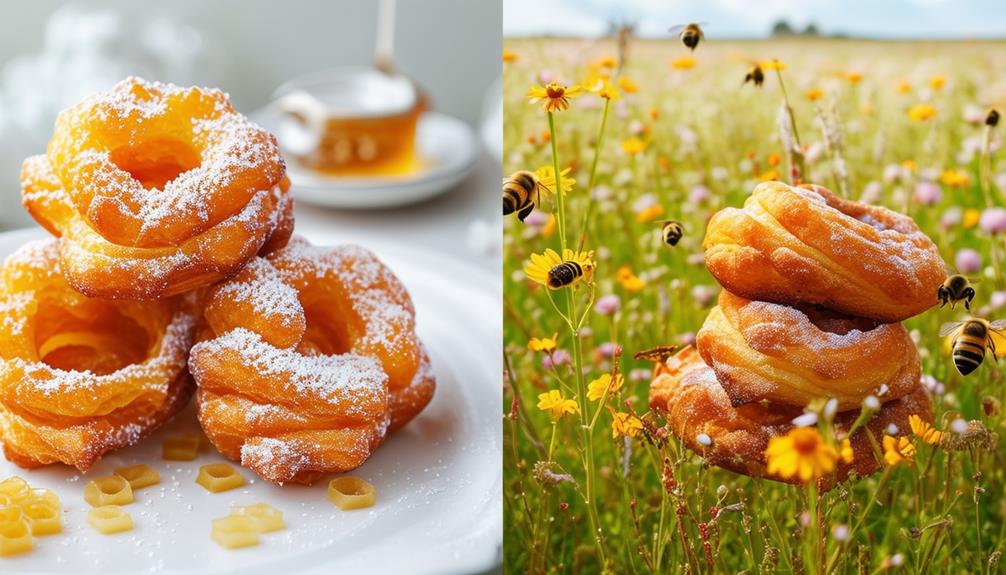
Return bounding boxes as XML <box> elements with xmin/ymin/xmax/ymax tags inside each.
<box><xmin>0</xmin><ymin>227</ymin><xmax>502</xmax><ymax>575</ymax></box>
<box><xmin>252</xmin><ymin>109</ymin><xmax>479</xmax><ymax>209</ymax></box>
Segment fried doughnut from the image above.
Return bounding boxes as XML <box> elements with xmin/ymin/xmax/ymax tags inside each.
<box><xmin>189</xmin><ymin>236</ymin><xmax>435</xmax><ymax>485</ymax></box>
<box><xmin>0</xmin><ymin>240</ymin><xmax>196</xmax><ymax>471</ymax></box>
<box><xmin>696</xmin><ymin>291</ymin><xmax>920</xmax><ymax>410</ymax></box>
<box><xmin>703</xmin><ymin>181</ymin><xmax>945</xmax><ymax>322</ymax></box>
<box><xmin>21</xmin><ymin>77</ymin><xmax>292</xmax><ymax>299</ymax></box>
<box><xmin>649</xmin><ymin>347</ymin><xmax>932</xmax><ymax>485</ymax></box>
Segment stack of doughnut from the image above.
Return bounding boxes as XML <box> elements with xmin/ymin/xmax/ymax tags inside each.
<box><xmin>648</xmin><ymin>181</ymin><xmax>945</xmax><ymax>484</ymax></box>
<box><xmin>0</xmin><ymin>77</ymin><xmax>434</xmax><ymax>484</ymax></box>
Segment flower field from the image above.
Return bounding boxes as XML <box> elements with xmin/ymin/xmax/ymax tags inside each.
<box><xmin>502</xmin><ymin>37</ymin><xmax>1006</xmax><ymax>574</ymax></box>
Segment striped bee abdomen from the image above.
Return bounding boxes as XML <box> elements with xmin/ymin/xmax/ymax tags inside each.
<box><xmin>547</xmin><ymin>261</ymin><xmax>583</xmax><ymax>289</ymax></box>
<box><xmin>952</xmin><ymin>335</ymin><xmax>986</xmax><ymax>375</ymax></box>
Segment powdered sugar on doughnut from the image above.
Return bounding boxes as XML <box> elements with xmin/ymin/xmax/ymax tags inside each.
<box><xmin>213</xmin><ymin>258</ymin><xmax>303</xmax><ymax>329</ymax></box>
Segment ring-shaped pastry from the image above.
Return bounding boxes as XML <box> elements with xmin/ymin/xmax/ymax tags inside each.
<box><xmin>0</xmin><ymin>240</ymin><xmax>197</xmax><ymax>471</ymax></box>
<box><xmin>703</xmin><ymin>182</ymin><xmax>946</xmax><ymax>322</ymax></box>
<box><xmin>189</xmin><ymin>237</ymin><xmax>435</xmax><ymax>485</ymax></box>
<box><xmin>648</xmin><ymin>347</ymin><xmax>933</xmax><ymax>486</ymax></box>
<box><xmin>696</xmin><ymin>291</ymin><xmax>921</xmax><ymax>410</ymax></box>
<box><xmin>23</xmin><ymin>77</ymin><xmax>293</xmax><ymax>299</ymax></box>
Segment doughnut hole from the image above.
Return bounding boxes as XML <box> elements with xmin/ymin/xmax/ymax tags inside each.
<box><xmin>297</xmin><ymin>285</ymin><xmax>353</xmax><ymax>356</ymax></box>
<box><xmin>33</xmin><ymin>294</ymin><xmax>153</xmax><ymax>375</ymax></box>
<box><xmin>108</xmin><ymin>137</ymin><xmax>201</xmax><ymax>191</ymax></box>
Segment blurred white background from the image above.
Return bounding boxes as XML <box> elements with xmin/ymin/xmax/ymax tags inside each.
<box><xmin>0</xmin><ymin>0</ymin><xmax>501</xmax><ymax>271</ymax></box>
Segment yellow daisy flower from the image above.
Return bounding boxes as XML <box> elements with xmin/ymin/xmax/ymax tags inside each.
<box><xmin>939</xmin><ymin>169</ymin><xmax>970</xmax><ymax>189</ymax></box>
<box><xmin>587</xmin><ymin>78</ymin><xmax>621</xmax><ymax>101</ymax></box>
<box><xmin>930</xmin><ymin>75</ymin><xmax>946</xmax><ymax>90</ymax></box>
<box><xmin>527</xmin><ymin>82</ymin><xmax>582</xmax><ymax>113</ymax></box>
<box><xmin>909</xmin><ymin>414</ymin><xmax>942</xmax><ymax>445</ymax></box>
<box><xmin>806</xmin><ymin>87</ymin><xmax>823</xmax><ymax>102</ymax></box>
<box><xmin>622</xmin><ymin>138</ymin><xmax>647</xmax><ymax>156</ymax></box>
<box><xmin>671</xmin><ymin>56</ymin><xmax>697</xmax><ymax>70</ymax></box>
<box><xmin>502</xmin><ymin>49</ymin><xmax>519</xmax><ymax>63</ymax></box>
<box><xmin>846</xmin><ymin>71</ymin><xmax>863</xmax><ymax>84</ymax></box>
<box><xmin>587</xmin><ymin>373</ymin><xmax>624</xmax><ymax>401</ymax></box>
<box><xmin>596</xmin><ymin>56</ymin><xmax>617</xmax><ymax>69</ymax></box>
<box><xmin>534</xmin><ymin>165</ymin><xmax>576</xmax><ymax>196</ymax></box>
<box><xmin>883</xmin><ymin>435</ymin><xmax>915</xmax><ymax>467</ymax></box>
<box><xmin>635</xmin><ymin>204</ymin><xmax>664</xmax><ymax>223</ymax></box>
<box><xmin>616</xmin><ymin>76</ymin><xmax>639</xmax><ymax>93</ymax></box>
<box><xmin>758</xmin><ymin>169</ymin><xmax>780</xmax><ymax>182</ymax></box>
<box><xmin>764</xmin><ymin>427</ymin><xmax>838</xmax><ymax>483</ymax></box>
<box><xmin>908</xmin><ymin>103</ymin><xmax>937</xmax><ymax>122</ymax></box>
<box><xmin>621</xmin><ymin>274</ymin><xmax>646</xmax><ymax>292</ymax></box>
<box><xmin>762</xmin><ymin>59</ymin><xmax>786</xmax><ymax>71</ymax></box>
<box><xmin>537</xmin><ymin>389</ymin><xmax>579</xmax><ymax>421</ymax></box>
<box><xmin>897</xmin><ymin>81</ymin><xmax>911</xmax><ymax>94</ymax></box>
<box><xmin>528</xmin><ymin>333</ymin><xmax>559</xmax><ymax>353</ymax></box>
<box><xmin>612</xmin><ymin>412</ymin><xmax>643</xmax><ymax>438</ymax></box>
<box><xmin>524</xmin><ymin>249</ymin><xmax>595</xmax><ymax>290</ymax></box>
<box><xmin>840</xmin><ymin>438</ymin><xmax>854</xmax><ymax>464</ymax></box>
<box><xmin>963</xmin><ymin>208</ymin><xmax>982</xmax><ymax>228</ymax></box>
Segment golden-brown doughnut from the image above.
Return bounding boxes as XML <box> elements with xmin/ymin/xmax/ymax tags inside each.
<box><xmin>0</xmin><ymin>240</ymin><xmax>196</xmax><ymax>471</ymax></box>
<box><xmin>21</xmin><ymin>77</ymin><xmax>292</xmax><ymax>299</ymax></box>
<box><xmin>703</xmin><ymin>181</ymin><xmax>945</xmax><ymax>322</ymax></box>
<box><xmin>648</xmin><ymin>347</ymin><xmax>932</xmax><ymax>485</ymax></box>
<box><xmin>696</xmin><ymin>291</ymin><xmax>920</xmax><ymax>410</ymax></box>
<box><xmin>189</xmin><ymin>237</ymin><xmax>435</xmax><ymax>485</ymax></box>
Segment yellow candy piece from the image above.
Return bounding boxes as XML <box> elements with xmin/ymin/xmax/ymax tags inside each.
<box><xmin>0</xmin><ymin>477</ymin><xmax>30</xmax><ymax>504</ymax></box>
<box><xmin>232</xmin><ymin>503</ymin><xmax>284</xmax><ymax>533</ymax></box>
<box><xmin>0</xmin><ymin>517</ymin><xmax>32</xmax><ymax>556</ymax></box>
<box><xmin>162</xmin><ymin>435</ymin><xmax>201</xmax><ymax>461</ymax></box>
<box><xmin>0</xmin><ymin>505</ymin><xmax>23</xmax><ymax>526</ymax></box>
<box><xmin>327</xmin><ymin>477</ymin><xmax>377</xmax><ymax>510</ymax></box>
<box><xmin>87</xmin><ymin>506</ymin><xmax>133</xmax><ymax>535</ymax></box>
<box><xmin>196</xmin><ymin>464</ymin><xmax>244</xmax><ymax>493</ymax></box>
<box><xmin>27</xmin><ymin>487</ymin><xmax>60</xmax><ymax>508</ymax></box>
<box><xmin>84</xmin><ymin>476</ymin><xmax>134</xmax><ymax>507</ymax></box>
<box><xmin>181</xmin><ymin>432</ymin><xmax>212</xmax><ymax>453</ymax></box>
<box><xmin>211</xmin><ymin>515</ymin><xmax>259</xmax><ymax>549</ymax></box>
<box><xmin>22</xmin><ymin>500</ymin><xmax>61</xmax><ymax>536</ymax></box>
<box><xmin>115</xmin><ymin>464</ymin><xmax>161</xmax><ymax>490</ymax></box>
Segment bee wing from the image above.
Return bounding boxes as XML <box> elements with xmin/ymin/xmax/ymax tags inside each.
<box><xmin>989</xmin><ymin>322</ymin><xmax>1006</xmax><ymax>357</ymax></box>
<box><xmin>938</xmin><ymin>321</ymin><xmax>965</xmax><ymax>338</ymax></box>
<box><xmin>668</xmin><ymin>24</ymin><xmax>686</xmax><ymax>34</ymax></box>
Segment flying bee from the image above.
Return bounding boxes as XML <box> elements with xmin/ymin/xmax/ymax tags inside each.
<box><xmin>633</xmin><ymin>345</ymin><xmax>680</xmax><ymax>363</ymax></box>
<box><xmin>744</xmin><ymin>65</ymin><xmax>765</xmax><ymax>87</ymax></box>
<box><xmin>939</xmin><ymin>318</ymin><xmax>1006</xmax><ymax>376</ymax></box>
<box><xmin>502</xmin><ymin>170</ymin><xmax>542</xmax><ymax>222</ymax></box>
<box><xmin>547</xmin><ymin>259</ymin><xmax>594</xmax><ymax>289</ymax></box>
<box><xmin>657</xmin><ymin>220</ymin><xmax>683</xmax><ymax>247</ymax></box>
<box><xmin>669</xmin><ymin>23</ymin><xmax>706</xmax><ymax>51</ymax></box>
<box><xmin>937</xmin><ymin>274</ymin><xmax>979</xmax><ymax>310</ymax></box>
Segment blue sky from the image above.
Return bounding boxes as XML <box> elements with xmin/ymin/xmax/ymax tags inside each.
<box><xmin>503</xmin><ymin>0</ymin><xmax>1006</xmax><ymax>39</ymax></box>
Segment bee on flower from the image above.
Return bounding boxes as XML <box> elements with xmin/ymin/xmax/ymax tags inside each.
<box><xmin>537</xmin><ymin>389</ymin><xmax>579</xmax><ymax>421</ymax></box>
<box><xmin>526</xmin><ymin>82</ymin><xmax>583</xmax><ymax>113</ymax></box>
<box><xmin>524</xmin><ymin>249</ymin><xmax>595</xmax><ymax>290</ymax></box>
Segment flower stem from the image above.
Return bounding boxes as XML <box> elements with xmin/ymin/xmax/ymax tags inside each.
<box><xmin>576</xmin><ymin>98</ymin><xmax>612</xmax><ymax>252</ymax></box>
<box><xmin>547</xmin><ymin>111</ymin><xmax>567</xmax><ymax>251</ymax></box>
<box><xmin>774</xmin><ymin>68</ymin><xmax>806</xmax><ymax>184</ymax></box>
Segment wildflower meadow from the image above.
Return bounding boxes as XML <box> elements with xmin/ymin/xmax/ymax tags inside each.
<box><xmin>503</xmin><ymin>36</ymin><xmax>1006</xmax><ymax>574</ymax></box>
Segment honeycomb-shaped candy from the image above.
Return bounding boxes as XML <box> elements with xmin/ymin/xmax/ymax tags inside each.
<box><xmin>87</xmin><ymin>506</ymin><xmax>133</xmax><ymax>534</ymax></box>
<box><xmin>211</xmin><ymin>516</ymin><xmax>259</xmax><ymax>549</ymax></box>
<box><xmin>0</xmin><ymin>515</ymin><xmax>32</xmax><ymax>556</ymax></box>
<box><xmin>84</xmin><ymin>476</ymin><xmax>134</xmax><ymax>507</ymax></box>
<box><xmin>196</xmin><ymin>464</ymin><xmax>245</xmax><ymax>493</ymax></box>
<box><xmin>115</xmin><ymin>464</ymin><xmax>161</xmax><ymax>490</ymax></box>
<box><xmin>163</xmin><ymin>435</ymin><xmax>201</xmax><ymax>461</ymax></box>
<box><xmin>327</xmin><ymin>476</ymin><xmax>376</xmax><ymax>510</ymax></box>
<box><xmin>232</xmin><ymin>503</ymin><xmax>284</xmax><ymax>533</ymax></box>
<box><xmin>0</xmin><ymin>477</ymin><xmax>30</xmax><ymax>504</ymax></box>
<box><xmin>22</xmin><ymin>500</ymin><xmax>61</xmax><ymax>536</ymax></box>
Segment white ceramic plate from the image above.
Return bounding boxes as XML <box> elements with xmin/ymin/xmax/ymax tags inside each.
<box><xmin>252</xmin><ymin>109</ymin><xmax>479</xmax><ymax>209</ymax></box>
<box><xmin>0</xmin><ymin>227</ymin><xmax>502</xmax><ymax>575</ymax></box>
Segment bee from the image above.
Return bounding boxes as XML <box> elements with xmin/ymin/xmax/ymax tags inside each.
<box><xmin>547</xmin><ymin>259</ymin><xmax>594</xmax><ymax>289</ymax></box>
<box><xmin>937</xmin><ymin>274</ymin><xmax>979</xmax><ymax>310</ymax></box>
<box><xmin>744</xmin><ymin>65</ymin><xmax>765</xmax><ymax>87</ymax></box>
<box><xmin>633</xmin><ymin>345</ymin><xmax>680</xmax><ymax>363</ymax></box>
<box><xmin>669</xmin><ymin>23</ymin><xmax>706</xmax><ymax>51</ymax></box>
<box><xmin>502</xmin><ymin>170</ymin><xmax>541</xmax><ymax>222</ymax></box>
<box><xmin>657</xmin><ymin>220</ymin><xmax>683</xmax><ymax>247</ymax></box>
<box><xmin>939</xmin><ymin>318</ymin><xmax>1006</xmax><ymax>376</ymax></box>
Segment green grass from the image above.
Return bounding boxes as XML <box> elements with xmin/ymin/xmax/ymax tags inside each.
<box><xmin>503</xmin><ymin>37</ymin><xmax>1006</xmax><ymax>574</ymax></box>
